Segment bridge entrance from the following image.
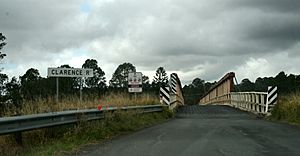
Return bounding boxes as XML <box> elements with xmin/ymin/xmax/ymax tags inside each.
<box><xmin>197</xmin><ymin>72</ymin><xmax>277</xmax><ymax>116</ymax></box>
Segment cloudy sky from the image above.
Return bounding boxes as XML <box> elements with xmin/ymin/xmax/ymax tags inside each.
<box><xmin>1</xmin><ymin>0</ymin><xmax>300</xmax><ymax>85</ymax></box>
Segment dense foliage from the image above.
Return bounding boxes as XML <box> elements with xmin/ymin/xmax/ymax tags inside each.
<box><xmin>182</xmin><ymin>79</ymin><xmax>215</xmax><ymax>105</ymax></box>
<box><xmin>0</xmin><ymin>33</ymin><xmax>6</xmax><ymax>61</ymax></box>
<box><xmin>182</xmin><ymin>71</ymin><xmax>300</xmax><ymax>104</ymax></box>
<box><xmin>236</xmin><ymin>71</ymin><xmax>300</xmax><ymax>94</ymax></box>
<box><xmin>0</xmin><ymin>50</ymin><xmax>170</xmax><ymax>114</ymax></box>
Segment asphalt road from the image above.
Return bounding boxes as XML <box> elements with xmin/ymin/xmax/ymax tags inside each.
<box><xmin>74</xmin><ymin>105</ymin><xmax>300</xmax><ymax>156</ymax></box>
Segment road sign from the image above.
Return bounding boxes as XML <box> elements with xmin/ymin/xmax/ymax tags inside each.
<box><xmin>47</xmin><ymin>67</ymin><xmax>94</xmax><ymax>104</ymax></box>
<box><xmin>128</xmin><ymin>87</ymin><xmax>142</xmax><ymax>92</ymax></box>
<box><xmin>47</xmin><ymin>68</ymin><xmax>93</xmax><ymax>77</ymax></box>
<box><xmin>128</xmin><ymin>72</ymin><xmax>142</xmax><ymax>93</ymax></box>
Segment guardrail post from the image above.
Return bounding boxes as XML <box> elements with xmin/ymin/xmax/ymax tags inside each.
<box><xmin>14</xmin><ymin>132</ymin><xmax>23</xmax><ymax>146</ymax></box>
<box><xmin>12</xmin><ymin>113</ymin><xmax>23</xmax><ymax>146</ymax></box>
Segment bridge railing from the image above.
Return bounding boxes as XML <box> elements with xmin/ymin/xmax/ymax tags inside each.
<box><xmin>230</xmin><ymin>92</ymin><xmax>268</xmax><ymax>114</ymax></box>
<box><xmin>200</xmin><ymin>93</ymin><xmax>231</xmax><ymax>105</ymax></box>
<box><xmin>199</xmin><ymin>72</ymin><xmax>235</xmax><ymax>105</ymax></box>
<box><xmin>202</xmin><ymin>92</ymin><xmax>268</xmax><ymax>114</ymax></box>
<box><xmin>198</xmin><ymin>72</ymin><xmax>277</xmax><ymax>115</ymax></box>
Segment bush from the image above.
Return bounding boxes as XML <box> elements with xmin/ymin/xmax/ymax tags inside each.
<box><xmin>271</xmin><ymin>92</ymin><xmax>300</xmax><ymax>124</ymax></box>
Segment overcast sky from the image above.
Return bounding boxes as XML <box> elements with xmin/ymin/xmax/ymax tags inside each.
<box><xmin>1</xmin><ymin>0</ymin><xmax>300</xmax><ymax>85</ymax></box>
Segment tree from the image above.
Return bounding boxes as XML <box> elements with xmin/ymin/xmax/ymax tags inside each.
<box><xmin>0</xmin><ymin>73</ymin><xmax>8</xmax><ymax>103</ymax></box>
<box><xmin>142</xmin><ymin>75</ymin><xmax>150</xmax><ymax>84</ymax></box>
<box><xmin>0</xmin><ymin>33</ymin><xmax>7</xmax><ymax>74</ymax></box>
<box><xmin>182</xmin><ymin>78</ymin><xmax>206</xmax><ymax>105</ymax></box>
<box><xmin>254</xmin><ymin>77</ymin><xmax>267</xmax><ymax>92</ymax></box>
<box><xmin>20</xmin><ymin>68</ymin><xmax>40</xmax><ymax>85</ymax></box>
<box><xmin>152</xmin><ymin>67</ymin><xmax>168</xmax><ymax>87</ymax></box>
<box><xmin>6</xmin><ymin>77</ymin><xmax>22</xmax><ymax>108</ymax></box>
<box><xmin>0</xmin><ymin>33</ymin><xmax>7</xmax><ymax>103</ymax></box>
<box><xmin>142</xmin><ymin>75</ymin><xmax>151</xmax><ymax>89</ymax></box>
<box><xmin>296</xmin><ymin>75</ymin><xmax>300</xmax><ymax>92</ymax></box>
<box><xmin>109</xmin><ymin>62</ymin><xmax>136</xmax><ymax>88</ymax></box>
<box><xmin>238</xmin><ymin>78</ymin><xmax>255</xmax><ymax>91</ymax></box>
<box><xmin>191</xmin><ymin>78</ymin><xmax>205</xmax><ymax>88</ymax></box>
<box><xmin>82</xmin><ymin>59</ymin><xmax>106</xmax><ymax>89</ymax></box>
<box><xmin>0</xmin><ymin>33</ymin><xmax>6</xmax><ymax>61</ymax></box>
<box><xmin>0</xmin><ymin>73</ymin><xmax>8</xmax><ymax>95</ymax></box>
<box><xmin>287</xmin><ymin>74</ymin><xmax>297</xmax><ymax>92</ymax></box>
<box><xmin>275</xmin><ymin>71</ymin><xmax>288</xmax><ymax>93</ymax></box>
<box><xmin>58</xmin><ymin>64</ymin><xmax>79</xmax><ymax>95</ymax></box>
<box><xmin>20</xmin><ymin>68</ymin><xmax>41</xmax><ymax>99</ymax></box>
<box><xmin>192</xmin><ymin>77</ymin><xmax>206</xmax><ymax>95</ymax></box>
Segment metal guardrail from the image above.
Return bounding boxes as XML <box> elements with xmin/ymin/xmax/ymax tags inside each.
<box><xmin>0</xmin><ymin>105</ymin><xmax>165</xmax><ymax>135</ymax></box>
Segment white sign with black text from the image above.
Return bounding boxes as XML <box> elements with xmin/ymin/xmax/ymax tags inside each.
<box><xmin>47</xmin><ymin>68</ymin><xmax>93</xmax><ymax>77</ymax></box>
<box><xmin>128</xmin><ymin>72</ymin><xmax>142</xmax><ymax>93</ymax></box>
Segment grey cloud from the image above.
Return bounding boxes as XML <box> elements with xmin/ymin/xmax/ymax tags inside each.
<box><xmin>1</xmin><ymin>0</ymin><xmax>300</xmax><ymax>84</ymax></box>
<box><xmin>233</xmin><ymin>0</ymin><xmax>300</xmax><ymax>13</ymax></box>
<box><xmin>244</xmin><ymin>14</ymin><xmax>300</xmax><ymax>49</ymax></box>
<box><xmin>1</xmin><ymin>0</ymin><xmax>113</xmax><ymax>60</ymax></box>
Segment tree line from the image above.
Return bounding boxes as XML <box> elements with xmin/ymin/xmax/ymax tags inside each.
<box><xmin>0</xmin><ymin>33</ymin><xmax>170</xmax><ymax>110</ymax></box>
<box><xmin>235</xmin><ymin>71</ymin><xmax>300</xmax><ymax>94</ymax></box>
<box><xmin>1</xmin><ymin>32</ymin><xmax>300</xmax><ymax>107</ymax></box>
<box><xmin>0</xmin><ymin>61</ymin><xmax>170</xmax><ymax>103</ymax></box>
<box><xmin>182</xmin><ymin>72</ymin><xmax>300</xmax><ymax>104</ymax></box>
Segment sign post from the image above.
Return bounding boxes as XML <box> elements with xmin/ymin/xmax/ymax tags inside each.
<box><xmin>128</xmin><ymin>72</ymin><xmax>143</xmax><ymax>101</ymax></box>
<box><xmin>47</xmin><ymin>68</ymin><xmax>93</xmax><ymax>104</ymax></box>
<box><xmin>80</xmin><ymin>78</ymin><xmax>83</xmax><ymax>103</ymax></box>
<box><xmin>56</xmin><ymin>77</ymin><xmax>59</xmax><ymax>103</ymax></box>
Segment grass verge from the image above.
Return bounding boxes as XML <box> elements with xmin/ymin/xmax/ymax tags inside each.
<box><xmin>0</xmin><ymin>109</ymin><xmax>174</xmax><ymax>156</ymax></box>
<box><xmin>1</xmin><ymin>93</ymin><xmax>159</xmax><ymax>117</ymax></box>
<box><xmin>269</xmin><ymin>93</ymin><xmax>300</xmax><ymax>125</ymax></box>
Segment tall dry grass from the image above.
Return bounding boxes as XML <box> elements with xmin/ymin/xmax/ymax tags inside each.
<box><xmin>271</xmin><ymin>92</ymin><xmax>300</xmax><ymax>125</ymax></box>
<box><xmin>1</xmin><ymin>92</ymin><xmax>160</xmax><ymax>117</ymax></box>
<box><xmin>0</xmin><ymin>93</ymin><xmax>164</xmax><ymax>155</ymax></box>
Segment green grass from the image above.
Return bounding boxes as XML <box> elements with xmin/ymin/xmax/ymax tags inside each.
<box><xmin>0</xmin><ymin>109</ymin><xmax>174</xmax><ymax>156</ymax></box>
<box><xmin>270</xmin><ymin>93</ymin><xmax>300</xmax><ymax>125</ymax></box>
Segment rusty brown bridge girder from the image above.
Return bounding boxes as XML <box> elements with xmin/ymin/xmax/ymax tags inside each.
<box><xmin>199</xmin><ymin>72</ymin><xmax>235</xmax><ymax>105</ymax></box>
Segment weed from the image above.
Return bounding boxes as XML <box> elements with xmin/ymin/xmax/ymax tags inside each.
<box><xmin>0</xmin><ymin>93</ymin><xmax>159</xmax><ymax>117</ymax></box>
<box><xmin>270</xmin><ymin>92</ymin><xmax>300</xmax><ymax>125</ymax></box>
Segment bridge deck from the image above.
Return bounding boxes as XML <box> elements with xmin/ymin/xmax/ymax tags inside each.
<box><xmin>74</xmin><ymin>105</ymin><xmax>300</xmax><ymax>156</ymax></box>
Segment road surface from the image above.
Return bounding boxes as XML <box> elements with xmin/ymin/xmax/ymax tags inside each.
<box><xmin>73</xmin><ymin>105</ymin><xmax>300</xmax><ymax>156</ymax></box>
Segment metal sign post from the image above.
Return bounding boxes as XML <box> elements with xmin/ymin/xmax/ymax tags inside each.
<box><xmin>56</xmin><ymin>77</ymin><xmax>59</xmax><ymax>104</ymax></box>
<box><xmin>80</xmin><ymin>78</ymin><xmax>83</xmax><ymax>103</ymax></box>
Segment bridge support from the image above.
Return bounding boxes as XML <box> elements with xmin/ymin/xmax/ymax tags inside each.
<box><xmin>159</xmin><ymin>73</ymin><xmax>184</xmax><ymax>110</ymax></box>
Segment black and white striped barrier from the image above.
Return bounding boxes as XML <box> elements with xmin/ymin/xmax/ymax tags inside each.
<box><xmin>159</xmin><ymin>73</ymin><xmax>184</xmax><ymax>107</ymax></box>
<box><xmin>170</xmin><ymin>73</ymin><xmax>177</xmax><ymax>94</ymax></box>
<box><xmin>160</xmin><ymin>86</ymin><xmax>170</xmax><ymax>105</ymax></box>
<box><xmin>266</xmin><ymin>86</ymin><xmax>278</xmax><ymax>113</ymax></box>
